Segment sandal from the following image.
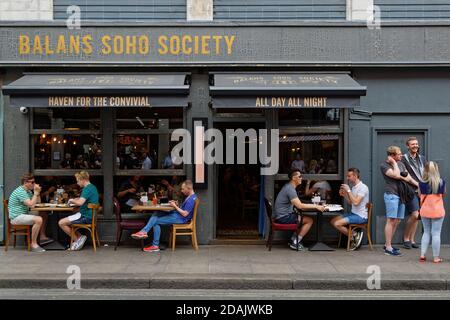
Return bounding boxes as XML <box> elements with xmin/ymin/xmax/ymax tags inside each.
<box><xmin>419</xmin><ymin>256</ymin><xmax>426</xmax><ymax>262</ymax></box>
<box><xmin>433</xmin><ymin>258</ymin><xmax>443</xmax><ymax>263</ymax></box>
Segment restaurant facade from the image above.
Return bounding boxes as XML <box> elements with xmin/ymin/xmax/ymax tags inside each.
<box><xmin>2</xmin><ymin>5</ymin><xmax>450</xmax><ymax>246</ymax></box>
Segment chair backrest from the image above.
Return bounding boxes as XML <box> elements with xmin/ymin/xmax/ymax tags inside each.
<box><xmin>190</xmin><ymin>198</ymin><xmax>200</xmax><ymax>229</ymax></box>
<box><xmin>3</xmin><ymin>199</ymin><xmax>11</xmax><ymax>231</ymax></box>
<box><xmin>88</xmin><ymin>203</ymin><xmax>100</xmax><ymax>228</ymax></box>
<box><xmin>3</xmin><ymin>199</ymin><xmax>8</xmax><ymax>217</ymax></box>
<box><xmin>366</xmin><ymin>202</ymin><xmax>373</xmax><ymax>231</ymax></box>
<box><xmin>264</xmin><ymin>198</ymin><xmax>273</xmax><ymax>223</ymax></box>
<box><xmin>112</xmin><ymin>197</ymin><xmax>122</xmax><ymax>223</ymax></box>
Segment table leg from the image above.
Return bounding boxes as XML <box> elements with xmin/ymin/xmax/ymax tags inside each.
<box><xmin>308</xmin><ymin>211</ymin><xmax>335</xmax><ymax>251</ymax></box>
<box><xmin>41</xmin><ymin>211</ymin><xmax>68</xmax><ymax>250</ymax></box>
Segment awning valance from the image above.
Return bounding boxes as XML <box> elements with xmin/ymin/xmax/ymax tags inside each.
<box><xmin>210</xmin><ymin>73</ymin><xmax>366</xmax><ymax>109</ymax></box>
<box><xmin>3</xmin><ymin>73</ymin><xmax>190</xmax><ymax>108</ymax></box>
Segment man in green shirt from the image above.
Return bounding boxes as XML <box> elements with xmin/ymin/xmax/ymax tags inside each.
<box><xmin>58</xmin><ymin>171</ymin><xmax>99</xmax><ymax>251</ymax></box>
<box><xmin>8</xmin><ymin>173</ymin><xmax>48</xmax><ymax>252</ymax></box>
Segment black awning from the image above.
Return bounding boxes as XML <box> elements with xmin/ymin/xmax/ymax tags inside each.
<box><xmin>3</xmin><ymin>73</ymin><xmax>190</xmax><ymax>108</ymax></box>
<box><xmin>210</xmin><ymin>73</ymin><xmax>366</xmax><ymax>109</ymax></box>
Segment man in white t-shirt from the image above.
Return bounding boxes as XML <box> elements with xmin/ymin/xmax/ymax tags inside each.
<box><xmin>330</xmin><ymin>168</ymin><xmax>369</xmax><ymax>251</ymax></box>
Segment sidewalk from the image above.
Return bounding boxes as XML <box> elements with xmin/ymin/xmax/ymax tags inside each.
<box><xmin>1</xmin><ymin>244</ymin><xmax>449</xmax><ymax>290</ymax></box>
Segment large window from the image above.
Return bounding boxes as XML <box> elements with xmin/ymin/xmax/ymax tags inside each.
<box><xmin>31</xmin><ymin>108</ymin><xmax>102</xmax><ymax>175</ymax></box>
<box><xmin>115</xmin><ymin>108</ymin><xmax>185</xmax><ymax>175</ymax></box>
<box><xmin>279</xmin><ymin>134</ymin><xmax>339</xmax><ymax>175</ymax></box>
<box><xmin>276</xmin><ymin>108</ymin><xmax>343</xmax><ymax>179</ymax></box>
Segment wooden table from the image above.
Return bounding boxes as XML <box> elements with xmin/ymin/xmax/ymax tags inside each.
<box><xmin>131</xmin><ymin>204</ymin><xmax>175</xmax><ymax>211</ymax></box>
<box><xmin>301</xmin><ymin>205</ymin><xmax>343</xmax><ymax>252</ymax></box>
<box><xmin>32</xmin><ymin>204</ymin><xmax>77</xmax><ymax>250</ymax></box>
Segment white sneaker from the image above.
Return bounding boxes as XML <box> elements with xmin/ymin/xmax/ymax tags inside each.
<box><xmin>76</xmin><ymin>235</ymin><xmax>87</xmax><ymax>250</ymax></box>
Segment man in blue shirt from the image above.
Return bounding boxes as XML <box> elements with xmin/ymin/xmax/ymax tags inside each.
<box><xmin>132</xmin><ymin>180</ymin><xmax>197</xmax><ymax>252</ymax></box>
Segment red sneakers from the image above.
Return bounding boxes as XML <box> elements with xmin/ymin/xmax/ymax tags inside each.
<box><xmin>143</xmin><ymin>245</ymin><xmax>160</xmax><ymax>252</ymax></box>
<box><xmin>131</xmin><ymin>231</ymin><xmax>148</xmax><ymax>240</ymax></box>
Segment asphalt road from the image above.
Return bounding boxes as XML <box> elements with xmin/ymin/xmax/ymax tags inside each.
<box><xmin>1</xmin><ymin>289</ymin><xmax>450</xmax><ymax>300</ymax></box>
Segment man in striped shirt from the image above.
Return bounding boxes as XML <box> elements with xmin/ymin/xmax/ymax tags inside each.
<box><xmin>8</xmin><ymin>173</ymin><xmax>49</xmax><ymax>252</ymax></box>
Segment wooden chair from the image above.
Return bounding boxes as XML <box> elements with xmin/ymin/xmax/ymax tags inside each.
<box><xmin>338</xmin><ymin>202</ymin><xmax>374</xmax><ymax>251</ymax></box>
<box><xmin>169</xmin><ymin>198</ymin><xmax>200</xmax><ymax>251</ymax></box>
<box><xmin>264</xmin><ymin>198</ymin><xmax>301</xmax><ymax>251</ymax></box>
<box><xmin>70</xmin><ymin>203</ymin><xmax>101</xmax><ymax>252</ymax></box>
<box><xmin>113</xmin><ymin>197</ymin><xmax>146</xmax><ymax>250</ymax></box>
<box><xmin>3</xmin><ymin>199</ymin><xmax>31</xmax><ymax>252</ymax></box>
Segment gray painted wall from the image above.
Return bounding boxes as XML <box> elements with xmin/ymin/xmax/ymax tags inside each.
<box><xmin>54</xmin><ymin>0</ymin><xmax>186</xmax><ymax>21</ymax></box>
<box><xmin>214</xmin><ymin>0</ymin><xmax>346</xmax><ymax>21</ymax></box>
<box><xmin>350</xmin><ymin>69</ymin><xmax>450</xmax><ymax>244</ymax></box>
<box><xmin>376</xmin><ymin>0</ymin><xmax>450</xmax><ymax>20</ymax></box>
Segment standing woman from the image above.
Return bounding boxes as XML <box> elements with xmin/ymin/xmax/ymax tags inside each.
<box><xmin>419</xmin><ymin>161</ymin><xmax>446</xmax><ymax>263</ymax></box>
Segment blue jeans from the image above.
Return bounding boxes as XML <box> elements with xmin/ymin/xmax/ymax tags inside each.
<box><xmin>421</xmin><ymin>217</ymin><xmax>444</xmax><ymax>258</ymax></box>
<box><xmin>141</xmin><ymin>211</ymin><xmax>184</xmax><ymax>246</ymax></box>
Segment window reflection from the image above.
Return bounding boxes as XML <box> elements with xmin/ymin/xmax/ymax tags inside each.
<box><xmin>116</xmin><ymin>134</ymin><xmax>181</xmax><ymax>170</ymax></box>
<box><xmin>33</xmin><ymin>134</ymin><xmax>102</xmax><ymax>169</ymax></box>
<box><xmin>33</xmin><ymin>108</ymin><xmax>100</xmax><ymax>130</ymax></box>
<box><xmin>279</xmin><ymin>108</ymin><xmax>340</xmax><ymax>127</ymax></box>
<box><xmin>116</xmin><ymin>108</ymin><xmax>183</xmax><ymax>130</ymax></box>
<box><xmin>279</xmin><ymin>134</ymin><xmax>339</xmax><ymax>174</ymax></box>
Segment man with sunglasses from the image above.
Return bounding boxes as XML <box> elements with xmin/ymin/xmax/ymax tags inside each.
<box><xmin>8</xmin><ymin>173</ymin><xmax>50</xmax><ymax>252</ymax></box>
<box><xmin>273</xmin><ymin>169</ymin><xmax>326</xmax><ymax>250</ymax></box>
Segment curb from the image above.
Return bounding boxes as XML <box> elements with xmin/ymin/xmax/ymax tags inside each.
<box><xmin>0</xmin><ymin>275</ymin><xmax>448</xmax><ymax>290</ymax></box>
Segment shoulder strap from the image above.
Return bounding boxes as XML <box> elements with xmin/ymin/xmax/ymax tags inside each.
<box><xmin>420</xmin><ymin>194</ymin><xmax>429</xmax><ymax>207</ymax></box>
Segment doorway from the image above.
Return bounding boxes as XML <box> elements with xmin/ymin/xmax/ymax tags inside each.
<box><xmin>215</xmin><ymin>122</ymin><xmax>264</xmax><ymax>239</ymax></box>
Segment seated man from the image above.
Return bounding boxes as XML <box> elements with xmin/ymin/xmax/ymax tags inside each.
<box><xmin>8</xmin><ymin>173</ymin><xmax>50</xmax><ymax>252</ymax></box>
<box><xmin>330</xmin><ymin>168</ymin><xmax>369</xmax><ymax>251</ymax></box>
<box><xmin>131</xmin><ymin>180</ymin><xmax>197</xmax><ymax>253</ymax></box>
<box><xmin>117</xmin><ymin>175</ymin><xmax>142</xmax><ymax>212</ymax></box>
<box><xmin>273</xmin><ymin>170</ymin><xmax>326</xmax><ymax>251</ymax></box>
<box><xmin>58</xmin><ymin>171</ymin><xmax>99</xmax><ymax>251</ymax></box>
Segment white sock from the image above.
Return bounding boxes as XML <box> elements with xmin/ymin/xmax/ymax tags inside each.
<box><xmin>297</xmin><ymin>236</ymin><xmax>303</xmax><ymax>242</ymax></box>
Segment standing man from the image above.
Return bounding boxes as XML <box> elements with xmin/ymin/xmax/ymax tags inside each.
<box><xmin>273</xmin><ymin>169</ymin><xmax>325</xmax><ymax>251</ymax></box>
<box><xmin>8</xmin><ymin>173</ymin><xmax>50</xmax><ymax>252</ymax></box>
<box><xmin>58</xmin><ymin>171</ymin><xmax>99</xmax><ymax>251</ymax></box>
<box><xmin>331</xmin><ymin>168</ymin><xmax>369</xmax><ymax>251</ymax></box>
<box><xmin>141</xmin><ymin>152</ymin><xmax>152</xmax><ymax>170</ymax></box>
<box><xmin>401</xmin><ymin>137</ymin><xmax>426</xmax><ymax>249</ymax></box>
<box><xmin>380</xmin><ymin>146</ymin><xmax>418</xmax><ymax>256</ymax></box>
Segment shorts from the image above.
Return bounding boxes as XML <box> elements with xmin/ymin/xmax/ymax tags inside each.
<box><xmin>68</xmin><ymin>213</ymin><xmax>92</xmax><ymax>225</ymax></box>
<box><xmin>274</xmin><ymin>212</ymin><xmax>298</xmax><ymax>224</ymax></box>
<box><xmin>384</xmin><ymin>193</ymin><xmax>405</xmax><ymax>220</ymax></box>
<box><xmin>405</xmin><ymin>195</ymin><xmax>420</xmax><ymax>213</ymax></box>
<box><xmin>341</xmin><ymin>213</ymin><xmax>368</xmax><ymax>225</ymax></box>
<box><xmin>10</xmin><ymin>211</ymin><xmax>38</xmax><ymax>225</ymax></box>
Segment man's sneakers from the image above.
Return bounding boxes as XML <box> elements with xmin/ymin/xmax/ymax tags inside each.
<box><xmin>289</xmin><ymin>237</ymin><xmax>305</xmax><ymax>251</ymax></box>
<box><xmin>131</xmin><ymin>231</ymin><xmax>148</xmax><ymax>240</ymax></box>
<box><xmin>143</xmin><ymin>245</ymin><xmax>160</xmax><ymax>252</ymax></box>
<box><xmin>70</xmin><ymin>235</ymin><xmax>87</xmax><ymax>251</ymax></box>
<box><xmin>404</xmin><ymin>240</ymin><xmax>420</xmax><ymax>249</ymax></box>
<box><xmin>384</xmin><ymin>246</ymin><xmax>402</xmax><ymax>256</ymax></box>
<box><xmin>350</xmin><ymin>229</ymin><xmax>364</xmax><ymax>251</ymax></box>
